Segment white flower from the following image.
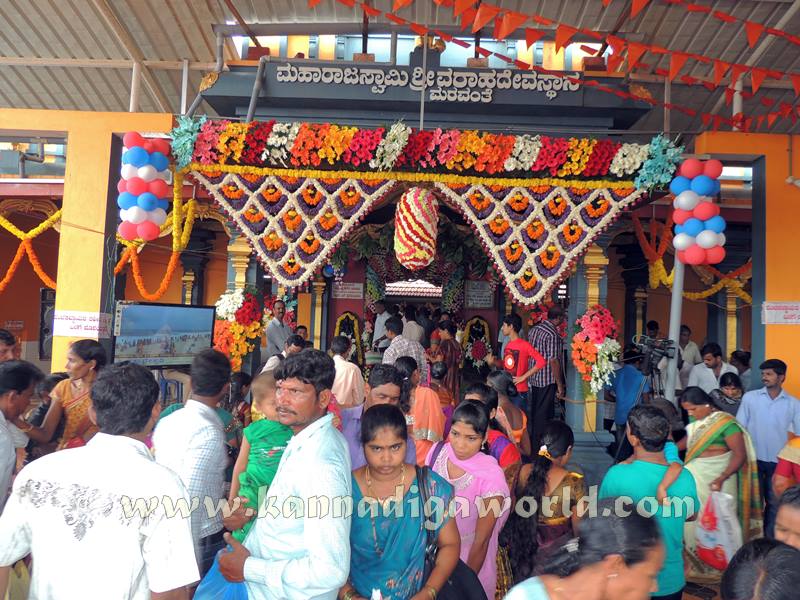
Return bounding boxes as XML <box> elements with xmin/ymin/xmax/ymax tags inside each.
<box><xmin>215</xmin><ymin>288</ymin><xmax>244</xmax><ymax>322</ymax></box>
<box><xmin>504</xmin><ymin>134</ymin><xmax>542</xmax><ymax>171</ymax></box>
<box><xmin>590</xmin><ymin>338</ymin><xmax>622</xmax><ymax>393</ymax></box>
<box><xmin>609</xmin><ymin>143</ymin><xmax>650</xmax><ymax>177</ymax></box>
<box><xmin>370</xmin><ymin>122</ymin><xmax>410</xmax><ymax>171</ymax></box>
<box><xmin>263</xmin><ymin>122</ymin><xmax>300</xmax><ymax>167</ymax></box>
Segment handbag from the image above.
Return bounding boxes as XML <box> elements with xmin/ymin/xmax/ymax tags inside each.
<box><xmin>416</xmin><ymin>465</ymin><xmax>488</xmax><ymax>600</ymax></box>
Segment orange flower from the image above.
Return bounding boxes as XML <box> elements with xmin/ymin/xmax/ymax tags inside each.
<box><xmin>508</xmin><ymin>193</ymin><xmax>529</xmax><ymax>213</ymax></box>
<box><xmin>299</xmin><ymin>234</ymin><xmax>321</xmax><ymax>255</ymax></box>
<box><xmin>262</xmin><ymin>186</ymin><xmax>282</xmax><ymax>203</ymax></box>
<box><xmin>283</xmin><ymin>257</ymin><xmax>300</xmax><ymax>275</ymax></box>
<box><xmin>283</xmin><ymin>209</ymin><xmax>302</xmax><ymax>231</ymax></box>
<box><xmin>586</xmin><ymin>198</ymin><xmax>609</xmax><ymax>218</ymax></box>
<box><xmin>221</xmin><ymin>185</ymin><xmax>244</xmax><ymax>200</ymax></box>
<box><xmin>519</xmin><ymin>269</ymin><xmax>537</xmax><ymax>291</ymax></box>
<box><xmin>548</xmin><ymin>196</ymin><xmax>567</xmax><ymax>217</ymax></box>
<box><xmin>319</xmin><ymin>211</ymin><xmax>339</xmax><ymax>231</ymax></box>
<box><xmin>241</xmin><ymin>173</ymin><xmax>262</xmax><ymax>183</ymax></box>
<box><xmin>564</xmin><ymin>222</ymin><xmax>583</xmax><ymax>244</ymax></box>
<box><xmin>242</xmin><ymin>207</ymin><xmax>264</xmax><ymax>223</ymax></box>
<box><xmin>321</xmin><ymin>178</ymin><xmax>343</xmax><ymax>186</ymax></box>
<box><xmin>469</xmin><ymin>191</ymin><xmax>491</xmax><ymax>212</ymax></box>
<box><xmin>302</xmin><ymin>187</ymin><xmax>323</xmax><ymax>206</ymax></box>
<box><xmin>504</xmin><ymin>241</ymin><xmax>523</xmax><ymax>263</ymax></box>
<box><xmin>526</xmin><ymin>219</ymin><xmax>545</xmax><ymax>240</ymax></box>
<box><xmin>541</xmin><ymin>245</ymin><xmax>561</xmax><ymax>269</ymax></box>
<box><xmin>263</xmin><ymin>231</ymin><xmax>283</xmax><ymax>252</ymax></box>
<box><xmin>489</xmin><ymin>216</ymin><xmax>510</xmax><ymax>236</ymax></box>
<box><xmin>339</xmin><ymin>186</ymin><xmax>361</xmax><ymax>207</ymax></box>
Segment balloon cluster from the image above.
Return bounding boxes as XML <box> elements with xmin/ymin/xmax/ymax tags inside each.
<box><xmin>117</xmin><ymin>132</ymin><xmax>172</xmax><ymax>241</ymax></box>
<box><xmin>669</xmin><ymin>158</ymin><xmax>726</xmax><ymax>265</ymax></box>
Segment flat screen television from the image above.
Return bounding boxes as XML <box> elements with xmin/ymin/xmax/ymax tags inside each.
<box><xmin>113</xmin><ymin>301</ymin><xmax>216</xmax><ymax>368</ymax></box>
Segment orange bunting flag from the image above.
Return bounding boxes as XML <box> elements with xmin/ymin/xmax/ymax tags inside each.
<box><xmin>475</xmin><ymin>46</ymin><xmax>492</xmax><ymax>58</ymax></box>
<box><xmin>393</xmin><ymin>0</ymin><xmax>415</xmax><ymax>10</ymax></box>
<box><xmin>791</xmin><ymin>74</ymin><xmax>800</xmax><ymax>97</ymax></box>
<box><xmin>361</xmin><ymin>3</ymin><xmax>381</xmax><ymax>17</ymax></box>
<box><xmin>730</xmin><ymin>64</ymin><xmax>747</xmax><ymax>87</ymax></box>
<box><xmin>460</xmin><ymin>7</ymin><xmax>477</xmax><ymax>30</ymax></box>
<box><xmin>601</xmin><ymin>0</ymin><xmax>613</xmax><ymax>6</ymax></box>
<box><xmin>607</xmin><ymin>53</ymin><xmax>624</xmax><ymax>72</ymax></box>
<box><xmin>767</xmin><ymin>112</ymin><xmax>778</xmax><ymax>128</ymax></box>
<box><xmin>453</xmin><ymin>0</ymin><xmax>474</xmax><ymax>17</ymax></box>
<box><xmin>410</xmin><ymin>23</ymin><xmax>429</xmax><ymax>36</ymax></box>
<box><xmin>669</xmin><ymin>53</ymin><xmax>689</xmax><ymax>80</ymax></box>
<box><xmin>525</xmin><ymin>28</ymin><xmax>546</xmax><ymax>49</ymax></box>
<box><xmin>744</xmin><ymin>21</ymin><xmax>765</xmax><ymax>48</ymax></box>
<box><xmin>627</xmin><ymin>42</ymin><xmax>647</xmax><ymax>70</ymax></box>
<box><xmin>472</xmin><ymin>3</ymin><xmax>501</xmax><ymax>32</ymax></box>
<box><xmin>750</xmin><ymin>68</ymin><xmax>767</xmax><ymax>94</ymax></box>
<box><xmin>631</xmin><ymin>0</ymin><xmax>650</xmax><ymax>18</ymax></box>
<box><xmin>308</xmin><ymin>0</ymin><xmax>323</xmax><ymax>7</ymax></box>
<box><xmin>713</xmin><ymin>60</ymin><xmax>730</xmax><ymax>85</ymax></box>
<box><xmin>514</xmin><ymin>59</ymin><xmax>531</xmax><ymax>69</ymax></box>
<box><xmin>555</xmin><ymin>25</ymin><xmax>578</xmax><ymax>52</ymax></box>
<box><xmin>497</xmin><ymin>11</ymin><xmax>528</xmax><ymax>40</ymax></box>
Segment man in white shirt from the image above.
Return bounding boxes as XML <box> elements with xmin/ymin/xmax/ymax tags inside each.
<box><xmin>330</xmin><ymin>335</ymin><xmax>365</xmax><ymax>408</ymax></box>
<box><xmin>0</xmin><ymin>360</ymin><xmax>42</xmax><ymax>509</ymax></box>
<box><xmin>402</xmin><ymin>305</ymin><xmax>425</xmax><ymax>344</ymax></box>
<box><xmin>261</xmin><ymin>334</ymin><xmax>305</xmax><ymax>374</ymax></box>
<box><xmin>0</xmin><ymin>362</ymin><xmax>199</xmax><ymax>599</ymax></box>
<box><xmin>219</xmin><ymin>350</ymin><xmax>351</xmax><ymax>599</ymax></box>
<box><xmin>678</xmin><ymin>324</ymin><xmax>703</xmax><ymax>389</ymax></box>
<box><xmin>371</xmin><ymin>299</ymin><xmax>391</xmax><ymax>350</ymax></box>
<box><xmin>153</xmin><ymin>348</ymin><xmax>230</xmax><ymax>576</ymax></box>
<box><xmin>265</xmin><ymin>300</ymin><xmax>292</xmax><ymax>358</ymax></box>
<box><xmin>687</xmin><ymin>342</ymin><xmax>737</xmax><ymax>394</ymax></box>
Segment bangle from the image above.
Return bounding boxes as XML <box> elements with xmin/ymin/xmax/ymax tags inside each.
<box><xmin>425</xmin><ymin>585</ymin><xmax>437</xmax><ymax>600</ymax></box>
<box><xmin>342</xmin><ymin>590</ymin><xmax>356</xmax><ymax>600</ymax></box>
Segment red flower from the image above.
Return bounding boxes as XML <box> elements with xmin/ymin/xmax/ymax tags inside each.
<box><xmin>470</xmin><ymin>340</ymin><xmax>488</xmax><ymax>361</ymax></box>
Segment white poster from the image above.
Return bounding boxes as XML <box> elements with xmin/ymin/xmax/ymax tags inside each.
<box><xmin>761</xmin><ymin>302</ymin><xmax>800</xmax><ymax>325</ymax></box>
<box><xmin>53</xmin><ymin>310</ymin><xmax>113</xmax><ymax>338</ymax></box>
<box><xmin>332</xmin><ymin>282</ymin><xmax>364</xmax><ymax>300</ymax></box>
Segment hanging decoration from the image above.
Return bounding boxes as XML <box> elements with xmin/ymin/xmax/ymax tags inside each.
<box><xmin>333</xmin><ymin>311</ymin><xmax>365</xmax><ymax>367</ymax></box>
<box><xmin>117</xmin><ymin>132</ymin><xmax>172</xmax><ymax>242</ymax></box>
<box><xmin>394</xmin><ymin>187</ymin><xmax>439</xmax><ymax>270</ymax></box>
<box><xmin>571</xmin><ymin>304</ymin><xmax>621</xmax><ymax>394</ymax></box>
<box><xmin>670</xmin><ymin>159</ymin><xmax>726</xmax><ymax>266</ymax></box>
<box><xmin>213</xmin><ymin>288</ymin><xmax>268</xmax><ymax>371</ymax></box>
<box><xmin>0</xmin><ymin>210</ymin><xmax>61</xmax><ymax>294</ymax></box>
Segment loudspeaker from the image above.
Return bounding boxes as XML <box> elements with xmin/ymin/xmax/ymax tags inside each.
<box><xmin>39</xmin><ymin>288</ymin><xmax>56</xmax><ymax>360</ymax></box>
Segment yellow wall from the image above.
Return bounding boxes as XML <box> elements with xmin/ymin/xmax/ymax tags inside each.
<box><xmin>0</xmin><ymin>109</ymin><xmax>174</xmax><ymax>371</ymax></box>
<box><xmin>696</xmin><ymin>133</ymin><xmax>800</xmax><ymax>394</ymax></box>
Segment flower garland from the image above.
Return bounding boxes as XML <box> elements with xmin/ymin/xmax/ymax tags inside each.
<box><xmin>571</xmin><ymin>305</ymin><xmax>620</xmax><ymax>394</ymax></box>
<box><xmin>461</xmin><ymin>316</ymin><xmax>493</xmax><ymax>371</ymax></box>
<box><xmin>0</xmin><ymin>209</ymin><xmax>61</xmax><ymax>294</ymax></box>
<box><xmin>213</xmin><ymin>288</ymin><xmax>267</xmax><ymax>371</ymax></box>
<box><xmin>174</xmin><ymin>117</ymin><xmax>676</xmax><ymax>182</ymax></box>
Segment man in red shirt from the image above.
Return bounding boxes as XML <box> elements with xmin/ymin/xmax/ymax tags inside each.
<box><xmin>501</xmin><ymin>314</ymin><xmax>545</xmax><ymax>434</ymax></box>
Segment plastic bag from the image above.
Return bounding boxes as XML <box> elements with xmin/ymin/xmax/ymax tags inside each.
<box><xmin>194</xmin><ymin>551</ymin><xmax>249</xmax><ymax>600</ymax></box>
<box><xmin>695</xmin><ymin>491</ymin><xmax>743</xmax><ymax>570</ymax></box>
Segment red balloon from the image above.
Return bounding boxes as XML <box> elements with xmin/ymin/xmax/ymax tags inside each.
<box><xmin>143</xmin><ymin>140</ymin><xmax>155</xmax><ymax>154</ymax></box>
<box><xmin>692</xmin><ymin>201</ymin><xmax>720</xmax><ymax>221</ymax></box>
<box><xmin>150</xmin><ymin>138</ymin><xmax>171</xmax><ymax>156</ymax></box>
<box><xmin>118</xmin><ymin>221</ymin><xmax>139</xmax><ymax>241</ymax></box>
<box><xmin>705</xmin><ymin>245</ymin><xmax>726</xmax><ymax>264</ymax></box>
<box><xmin>148</xmin><ymin>179</ymin><xmax>170</xmax><ymax>198</ymax></box>
<box><xmin>673</xmin><ymin>208</ymin><xmax>693</xmax><ymax>225</ymax></box>
<box><xmin>116</xmin><ymin>179</ymin><xmax>127</xmax><ymax>194</ymax></box>
<box><xmin>679</xmin><ymin>158</ymin><xmax>704</xmax><ymax>179</ymax></box>
<box><xmin>703</xmin><ymin>159</ymin><xmax>724</xmax><ymax>180</ymax></box>
<box><xmin>137</xmin><ymin>221</ymin><xmax>161</xmax><ymax>241</ymax></box>
<box><xmin>676</xmin><ymin>250</ymin><xmax>687</xmax><ymax>264</ymax></box>
<box><xmin>123</xmin><ymin>131</ymin><xmax>145</xmax><ymax>148</ymax></box>
<box><xmin>126</xmin><ymin>177</ymin><xmax>148</xmax><ymax>196</ymax></box>
<box><xmin>684</xmin><ymin>244</ymin><xmax>707</xmax><ymax>265</ymax></box>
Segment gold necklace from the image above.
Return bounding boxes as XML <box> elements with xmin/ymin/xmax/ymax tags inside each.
<box><xmin>364</xmin><ymin>464</ymin><xmax>406</xmax><ymax>557</ymax></box>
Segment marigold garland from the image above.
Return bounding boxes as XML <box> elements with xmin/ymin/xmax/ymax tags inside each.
<box><xmin>0</xmin><ymin>210</ymin><xmax>62</xmax><ymax>294</ymax></box>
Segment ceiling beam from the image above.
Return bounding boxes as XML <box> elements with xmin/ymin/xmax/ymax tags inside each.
<box><xmin>0</xmin><ymin>57</ymin><xmax>217</xmax><ymax>70</ymax></box>
<box><xmin>89</xmin><ymin>0</ymin><xmax>172</xmax><ymax>112</ymax></box>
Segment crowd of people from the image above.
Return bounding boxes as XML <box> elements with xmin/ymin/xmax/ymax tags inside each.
<box><xmin>0</xmin><ymin>304</ymin><xmax>799</xmax><ymax>600</ymax></box>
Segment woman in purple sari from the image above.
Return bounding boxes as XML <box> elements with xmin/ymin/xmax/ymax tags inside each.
<box><xmin>426</xmin><ymin>400</ymin><xmax>511</xmax><ymax>599</ymax></box>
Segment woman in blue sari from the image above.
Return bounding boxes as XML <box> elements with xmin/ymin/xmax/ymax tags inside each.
<box><xmin>339</xmin><ymin>404</ymin><xmax>461</xmax><ymax>600</ymax></box>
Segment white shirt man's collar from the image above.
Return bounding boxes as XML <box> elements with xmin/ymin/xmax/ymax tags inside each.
<box><xmin>184</xmin><ymin>399</ymin><xmax>223</xmax><ymax>423</ymax></box>
<box><xmin>87</xmin><ymin>432</ymin><xmax>152</xmax><ymax>459</ymax></box>
<box><xmin>289</xmin><ymin>412</ymin><xmax>333</xmax><ymax>446</ymax></box>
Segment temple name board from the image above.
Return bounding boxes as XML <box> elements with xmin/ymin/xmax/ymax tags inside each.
<box><xmin>332</xmin><ymin>282</ymin><xmax>364</xmax><ymax>300</ymax></box>
<box><xmin>273</xmin><ymin>63</ymin><xmax>581</xmax><ymax>104</ymax></box>
<box><xmin>465</xmin><ymin>280</ymin><xmax>494</xmax><ymax>309</ymax></box>
<box><xmin>761</xmin><ymin>302</ymin><xmax>800</xmax><ymax>325</ymax></box>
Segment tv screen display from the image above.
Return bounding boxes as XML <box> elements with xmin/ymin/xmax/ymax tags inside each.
<box><xmin>113</xmin><ymin>302</ymin><xmax>216</xmax><ymax>367</ymax></box>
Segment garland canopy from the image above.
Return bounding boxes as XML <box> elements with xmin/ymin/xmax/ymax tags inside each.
<box><xmin>174</xmin><ymin>117</ymin><xmax>680</xmax><ymax>306</ymax></box>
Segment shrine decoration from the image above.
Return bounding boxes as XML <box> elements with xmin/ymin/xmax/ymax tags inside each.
<box><xmin>670</xmin><ymin>159</ymin><xmax>726</xmax><ymax>266</ymax></box>
<box><xmin>571</xmin><ymin>304</ymin><xmax>620</xmax><ymax>394</ymax></box>
<box><xmin>461</xmin><ymin>316</ymin><xmax>493</xmax><ymax>373</ymax></box>
<box><xmin>333</xmin><ymin>311</ymin><xmax>364</xmax><ymax>367</ymax></box>
<box><xmin>394</xmin><ymin>187</ymin><xmax>439</xmax><ymax>270</ymax></box>
<box><xmin>173</xmin><ymin>117</ymin><xmax>681</xmax><ymax>306</ymax></box>
<box><xmin>213</xmin><ymin>288</ymin><xmax>267</xmax><ymax>371</ymax></box>
<box><xmin>0</xmin><ymin>210</ymin><xmax>61</xmax><ymax>294</ymax></box>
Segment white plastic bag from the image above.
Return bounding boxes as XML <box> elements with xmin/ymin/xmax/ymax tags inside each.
<box><xmin>696</xmin><ymin>491</ymin><xmax>743</xmax><ymax>570</ymax></box>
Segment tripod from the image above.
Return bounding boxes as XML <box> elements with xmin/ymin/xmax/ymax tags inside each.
<box><xmin>612</xmin><ymin>364</ymin><xmax>661</xmax><ymax>463</ymax></box>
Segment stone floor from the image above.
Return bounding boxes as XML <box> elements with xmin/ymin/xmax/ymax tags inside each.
<box><xmin>684</xmin><ymin>581</ymin><xmax>720</xmax><ymax>599</ymax></box>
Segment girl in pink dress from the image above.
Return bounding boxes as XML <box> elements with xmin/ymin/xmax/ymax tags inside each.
<box><xmin>426</xmin><ymin>400</ymin><xmax>511</xmax><ymax>599</ymax></box>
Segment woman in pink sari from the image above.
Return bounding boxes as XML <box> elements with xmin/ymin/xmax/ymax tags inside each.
<box><xmin>426</xmin><ymin>400</ymin><xmax>511</xmax><ymax>599</ymax></box>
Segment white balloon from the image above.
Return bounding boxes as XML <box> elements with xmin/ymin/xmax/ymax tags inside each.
<box><xmin>674</xmin><ymin>190</ymin><xmax>700</xmax><ymax>211</ymax></box>
<box><xmin>717</xmin><ymin>232</ymin><xmax>726</xmax><ymax>247</ymax></box>
<box><xmin>119</xmin><ymin>208</ymin><xmax>128</xmax><ymax>221</ymax></box>
<box><xmin>120</xmin><ymin>164</ymin><xmax>138</xmax><ymax>179</ymax></box>
<box><xmin>149</xmin><ymin>208</ymin><xmax>168</xmax><ymax>226</ymax></box>
<box><xmin>126</xmin><ymin>206</ymin><xmax>147</xmax><ymax>224</ymax></box>
<box><xmin>673</xmin><ymin>232</ymin><xmax>695</xmax><ymax>251</ymax></box>
<box><xmin>696</xmin><ymin>229</ymin><xmax>720</xmax><ymax>249</ymax></box>
<box><xmin>137</xmin><ymin>164</ymin><xmax>158</xmax><ymax>181</ymax></box>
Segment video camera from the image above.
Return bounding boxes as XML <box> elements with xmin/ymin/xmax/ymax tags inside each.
<box><xmin>632</xmin><ymin>335</ymin><xmax>676</xmax><ymax>376</ymax></box>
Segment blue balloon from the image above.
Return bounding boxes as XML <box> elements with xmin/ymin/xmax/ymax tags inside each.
<box><xmin>149</xmin><ymin>151</ymin><xmax>169</xmax><ymax>171</ymax></box>
<box><xmin>710</xmin><ymin>179</ymin><xmax>721</xmax><ymax>196</ymax></box>
<box><xmin>669</xmin><ymin>176</ymin><xmax>691</xmax><ymax>195</ymax></box>
<box><xmin>156</xmin><ymin>199</ymin><xmax>170</xmax><ymax>211</ymax></box>
<box><xmin>674</xmin><ymin>224</ymin><xmax>685</xmax><ymax>235</ymax></box>
<box><xmin>704</xmin><ymin>215</ymin><xmax>726</xmax><ymax>234</ymax></box>
<box><xmin>137</xmin><ymin>192</ymin><xmax>158</xmax><ymax>211</ymax></box>
<box><xmin>690</xmin><ymin>175</ymin><xmax>715</xmax><ymax>196</ymax></box>
<box><xmin>117</xmin><ymin>192</ymin><xmax>137</xmax><ymax>210</ymax></box>
<box><xmin>683</xmin><ymin>218</ymin><xmax>704</xmax><ymax>237</ymax></box>
<box><xmin>122</xmin><ymin>146</ymin><xmax>149</xmax><ymax>168</ymax></box>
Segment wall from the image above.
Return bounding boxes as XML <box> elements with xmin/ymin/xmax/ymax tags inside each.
<box><xmin>695</xmin><ymin>133</ymin><xmax>800</xmax><ymax>394</ymax></box>
<box><xmin>203</xmin><ymin>233</ymin><xmax>230</xmax><ymax>306</ymax></box>
<box><xmin>123</xmin><ymin>237</ymin><xmax>182</xmax><ymax>304</ymax></box>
